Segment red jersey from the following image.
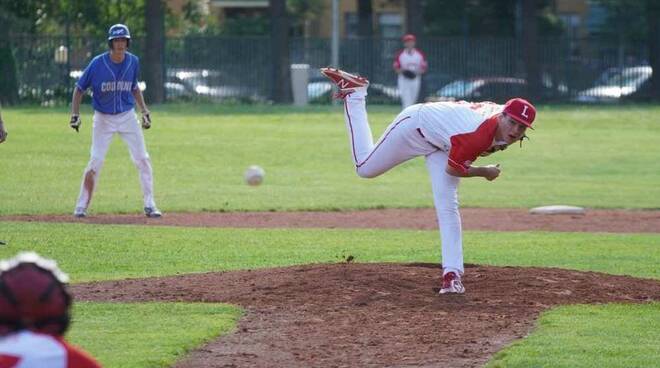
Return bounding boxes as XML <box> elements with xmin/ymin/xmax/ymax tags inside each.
<box><xmin>0</xmin><ymin>331</ymin><xmax>101</xmax><ymax>368</ymax></box>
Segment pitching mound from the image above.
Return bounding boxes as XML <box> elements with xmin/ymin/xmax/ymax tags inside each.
<box><xmin>72</xmin><ymin>263</ymin><xmax>660</xmax><ymax>367</ymax></box>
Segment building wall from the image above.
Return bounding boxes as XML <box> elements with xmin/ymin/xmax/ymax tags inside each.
<box><xmin>315</xmin><ymin>0</ymin><xmax>405</xmax><ymax>38</ymax></box>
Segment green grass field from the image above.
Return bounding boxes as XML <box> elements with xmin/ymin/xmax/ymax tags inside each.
<box><xmin>1</xmin><ymin>104</ymin><xmax>659</xmax><ymax>215</ymax></box>
<box><xmin>1</xmin><ymin>222</ymin><xmax>659</xmax><ymax>367</ymax></box>
<box><xmin>0</xmin><ymin>104</ymin><xmax>658</xmax><ymax>367</ymax></box>
<box><xmin>1</xmin><ymin>222</ymin><xmax>659</xmax><ymax>282</ymax></box>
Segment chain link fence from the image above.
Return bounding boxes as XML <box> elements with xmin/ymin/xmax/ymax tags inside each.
<box><xmin>6</xmin><ymin>35</ymin><xmax>650</xmax><ymax>105</ymax></box>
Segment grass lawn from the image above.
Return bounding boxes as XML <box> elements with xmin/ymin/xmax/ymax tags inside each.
<box><xmin>0</xmin><ymin>221</ymin><xmax>658</xmax><ymax>367</ymax></box>
<box><xmin>1</xmin><ymin>104</ymin><xmax>659</xmax><ymax>215</ymax></box>
<box><xmin>1</xmin><ymin>222</ymin><xmax>659</xmax><ymax>282</ymax></box>
<box><xmin>489</xmin><ymin>303</ymin><xmax>660</xmax><ymax>368</ymax></box>
<box><xmin>69</xmin><ymin>302</ymin><xmax>241</xmax><ymax>368</ymax></box>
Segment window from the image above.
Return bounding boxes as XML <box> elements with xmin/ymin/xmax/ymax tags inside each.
<box><xmin>378</xmin><ymin>13</ymin><xmax>402</xmax><ymax>38</ymax></box>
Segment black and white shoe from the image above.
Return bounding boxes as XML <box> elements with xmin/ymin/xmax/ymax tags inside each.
<box><xmin>73</xmin><ymin>207</ymin><xmax>87</xmax><ymax>218</ymax></box>
<box><xmin>144</xmin><ymin>207</ymin><xmax>162</xmax><ymax>218</ymax></box>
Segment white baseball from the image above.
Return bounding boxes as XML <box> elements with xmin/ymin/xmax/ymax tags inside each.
<box><xmin>244</xmin><ymin>165</ymin><xmax>265</xmax><ymax>186</ymax></box>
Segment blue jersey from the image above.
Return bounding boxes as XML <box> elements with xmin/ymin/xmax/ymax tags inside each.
<box><xmin>76</xmin><ymin>51</ymin><xmax>140</xmax><ymax>114</ymax></box>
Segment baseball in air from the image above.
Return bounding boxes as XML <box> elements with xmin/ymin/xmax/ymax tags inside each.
<box><xmin>244</xmin><ymin>165</ymin><xmax>265</xmax><ymax>186</ymax></box>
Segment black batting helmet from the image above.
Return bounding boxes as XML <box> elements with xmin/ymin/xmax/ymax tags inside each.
<box><xmin>0</xmin><ymin>252</ymin><xmax>72</xmax><ymax>336</ymax></box>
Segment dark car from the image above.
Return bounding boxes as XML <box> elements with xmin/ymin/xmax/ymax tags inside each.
<box><xmin>430</xmin><ymin>77</ymin><xmax>563</xmax><ymax>103</ymax></box>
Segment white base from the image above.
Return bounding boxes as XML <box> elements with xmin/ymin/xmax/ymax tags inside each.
<box><xmin>529</xmin><ymin>205</ymin><xmax>586</xmax><ymax>215</ymax></box>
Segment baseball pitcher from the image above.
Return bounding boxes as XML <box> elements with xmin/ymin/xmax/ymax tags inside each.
<box><xmin>69</xmin><ymin>24</ymin><xmax>161</xmax><ymax>218</ymax></box>
<box><xmin>321</xmin><ymin>68</ymin><xmax>536</xmax><ymax>294</ymax></box>
<box><xmin>393</xmin><ymin>34</ymin><xmax>427</xmax><ymax>108</ymax></box>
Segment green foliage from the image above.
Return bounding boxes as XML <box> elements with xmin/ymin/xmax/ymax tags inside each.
<box><xmin>422</xmin><ymin>0</ymin><xmax>563</xmax><ymax>37</ymax></box>
<box><xmin>69</xmin><ymin>302</ymin><xmax>241</xmax><ymax>368</ymax></box>
<box><xmin>592</xmin><ymin>0</ymin><xmax>648</xmax><ymax>43</ymax></box>
<box><xmin>220</xmin><ymin>14</ymin><xmax>270</xmax><ymax>36</ymax></box>
<box><xmin>0</xmin><ymin>40</ymin><xmax>19</xmax><ymax>105</ymax></box>
<box><xmin>288</xmin><ymin>0</ymin><xmax>325</xmax><ymax>36</ymax></box>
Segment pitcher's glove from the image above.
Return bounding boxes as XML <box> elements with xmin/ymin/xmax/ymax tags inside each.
<box><xmin>70</xmin><ymin>114</ymin><xmax>81</xmax><ymax>133</ymax></box>
<box><xmin>401</xmin><ymin>70</ymin><xmax>417</xmax><ymax>79</ymax></box>
<box><xmin>141</xmin><ymin>111</ymin><xmax>151</xmax><ymax>129</ymax></box>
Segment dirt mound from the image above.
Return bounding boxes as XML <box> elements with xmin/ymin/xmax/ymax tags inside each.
<box><xmin>72</xmin><ymin>263</ymin><xmax>660</xmax><ymax>368</ymax></box>
<box><xmin>5</xmin><ymin>208</ymin><xmax>660</xmax><ymax>233</ymax></box>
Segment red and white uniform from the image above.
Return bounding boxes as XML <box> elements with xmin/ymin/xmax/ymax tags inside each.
<box><xmin>343</xmin><ymin>91</ymin><xmax>503</xmax><ymax>276</ymax></box>
<box><xmin>393</xmin><ymin>48</ymin><xmax>427</xmax><ymax>108</ymax></box>
<box><xmin>0</xmin><ymin>331</ymin><xmax>101</xmax><ymax>368</ymax></box>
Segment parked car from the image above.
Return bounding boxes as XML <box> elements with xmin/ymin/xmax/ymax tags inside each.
<box><xmin>430</xmin><ymin>76</ymin><xmax>564</xmax><ymax>103</ymax></box>
<box><xmin>574</xmin><ymin>66</ymin><xmax>652</xmax><ymax>103</ymax></box>
<box><xmin>431</xmin><ymin>77</ymin><xmax>527</xmax><ymax>103</ymax></box>
<box><xmin>307</xmin><ymin>68</ymin><xmax>400</xmax><ymax>104</ymax></box>
<box><xmin>167</xmin><ymin>68</ymin><xmax>265</xmax><ymax>102</ymax></box>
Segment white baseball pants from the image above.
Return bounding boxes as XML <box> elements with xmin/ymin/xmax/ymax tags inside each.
<box><xmin>75</xmin><ymin>110</ymin><xmax>156</xmax><ymax>210</ymax></box>
<box><xmin>398</xmin><ymin>75</ymin><xmax>421</xmax><ymax>108</ymax></box>
<box><xmin>343</xmin><ymin>90</ymin><xmax>464</xmax><ymax>275</ymax></box>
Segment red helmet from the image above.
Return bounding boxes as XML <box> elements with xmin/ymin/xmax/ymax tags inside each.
<box><xmin>0</xmin><ymin>252</ymin><xmax>71</xmax><ymax>336</ymax></box>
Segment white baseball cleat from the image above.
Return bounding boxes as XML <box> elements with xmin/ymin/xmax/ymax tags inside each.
<box><xmin>439</xmin><ymin>271</ymin><xmax>465</xmax><ymax>294</ymax></box>
<box><xmin>320</xmin><ymin>67</ymin><xmax>370</xmax><ymax>98</ymax></box>
<box><xmin>144</xmin><ymin>207</ymin><xmax>162</xmax><ymax>218</ymax></box>
<box><xmin>73</xmin><ymin>207</ymin><xmax>87</xmax><ymax>218</ymax></box>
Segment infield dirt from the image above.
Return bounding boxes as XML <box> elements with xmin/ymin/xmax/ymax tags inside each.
<box><xmin>5</xmin><ymin>208</ymin><xmax>660</xmax><ymax>233</ymax></box>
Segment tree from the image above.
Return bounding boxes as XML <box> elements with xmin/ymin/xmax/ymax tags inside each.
<box><xmin>288</xmin><ymin>0</ymin><xmax>324</xmax><ymax>37</ymax></box>
<box><xmin>646</xmin><ymin>0</ymin><xmax>660</xmax><ymax>100</ymax></box>
<box><xmin>0</xmin><ymin>0</ymin><xmax>57</xmax><ymax>104</ymax></box>
<box><xmin>405</xmin><ymin>0</ymin><xmax>423</xmax><ymax>37</ymax></box>
<box><xmin>357</xmin><ymin>0</ymin><xmax>373</xmax><ymax>37</ymax></box>
<box><xmin>0</xmin><ymin>21</ymin><xmax>18</xmax><ymax>105</ymax></box>
<box><xmin>521</xmin><ymin>0</ymin><xmax>542</xmax><ymax>101</ymax></box>
<box><xmin>422</xmin><ymin>0</ymin><xmax>560</xmax><ymax>37</ymax></box>
<box><xmin>144</xmin><ymin>0</ymin><xmax>165</xmax><ymax>103</ymax></box>
<box><xmin>269</xmin><ymin>0</ymin><xmax>292</xmax><ymax>103</ymax></box>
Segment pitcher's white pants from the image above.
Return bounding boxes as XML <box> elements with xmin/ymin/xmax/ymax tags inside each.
<box><xmin>398</xmin><ymin>75</ymin><xmax>421</xmax><ymax>108</ymax></box>
<box><xmin>343</xmin><ymin>90</ymin><xmax>464</xmax><ymax>275</ymax></box>
<box><xmin>75</xmin><ymin>110</ymin><xmax>156</xmax><ymax>210</ymax></box>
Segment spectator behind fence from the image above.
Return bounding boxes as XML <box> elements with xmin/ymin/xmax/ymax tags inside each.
<box><xmin>0</xmin><ymin>252</ymin><xmax>102</xmax><ymax>368</ymax></box>
<box><xmin>393</xmin><ymin>34</ymin><xmax>428</xmax><ymax>108</ymax></box>
<box><xmin>0</xmin><ymin>104</ymin><xmax>7</xmax><ymax>144</ymax></box>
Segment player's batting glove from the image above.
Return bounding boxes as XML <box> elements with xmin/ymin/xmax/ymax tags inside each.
<box><xmin>69</xmin><ymin>115</ymin><xmax>81</xmax><ymax>133</ymax></box>
<box><xmin>141</xmin><ymin>111</ymin><xmax>151</xmax><ymax>130</ymax></box>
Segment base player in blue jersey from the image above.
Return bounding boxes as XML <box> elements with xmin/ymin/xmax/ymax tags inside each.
<box><xmin>69</xmin><ymin>24</ymin><xmax>161</xmax><ymax>218</ymax></box>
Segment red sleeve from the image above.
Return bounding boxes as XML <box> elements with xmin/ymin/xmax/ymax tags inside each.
<box><xmin>0</xmin><ymin>355</ymin><xmax>21</xmax><ymax>368</ymax></box>
<box><xmin>62</xmin><ymin>341</ymin><xmax>102</xmax><ymax>368</ymax></box>
<box><xmin>448</xmin><ymin>117</ymin><xmax>499</xmax><ymax>174</ymax></box>
<box><xmin>393</xmin><ymin>49</ymin><xmax>403</xmax><ymax>70</ymax></box>
<box><xmin>417</xmin><ymin>49</ymin><xmax>428</xmax><ymax>72</ymax></box>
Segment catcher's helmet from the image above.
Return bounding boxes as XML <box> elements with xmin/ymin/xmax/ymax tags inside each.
<box><xmin>108</xmin><ymin>24</ymin><xmax>131</xmax><ymax>48</ymax></box>
<box><xmin>0</xmin><ymin>252</ymin><xmax>71</xmax><ymax>336</ymax></box>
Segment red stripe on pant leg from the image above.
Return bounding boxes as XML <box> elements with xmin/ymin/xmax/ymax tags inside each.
<box><xmin>344</xmin><ymin>99</ymin><xmax>360</xmax><ymax>164</ymax></box>
<box><xmin>356</xmin><ymin>116</ymin><xmax>411</xmax><ymax>168</ymax></box>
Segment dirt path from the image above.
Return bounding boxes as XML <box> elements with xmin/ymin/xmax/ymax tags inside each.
<box><xmin>4</xmin><ymin>208</ymin><xmax>660</xmax><ymax>233</ymax></box>
<box><xmin>72</xmin><ymin>263</ymin><xmax>660</xmax><ymax>368</ymax></box>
